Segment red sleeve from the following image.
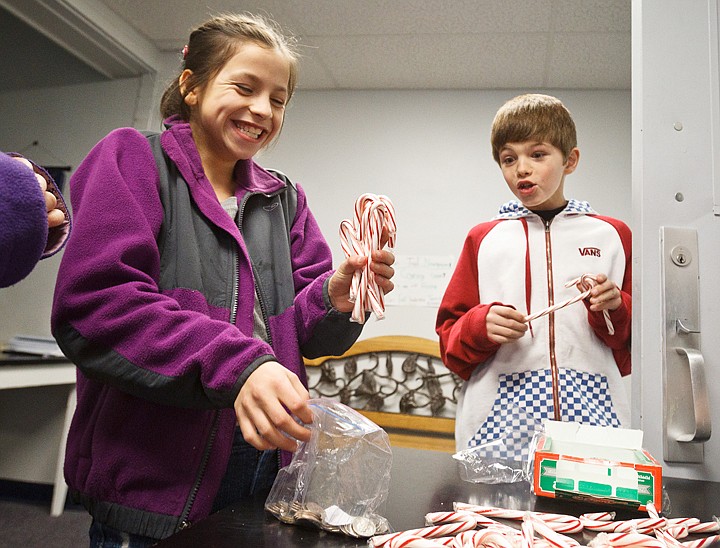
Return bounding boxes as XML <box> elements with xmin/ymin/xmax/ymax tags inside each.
<box><xmin>435</xmin><ymin>222</ymin><xmax>504</xmax><ymax>381</ymax></box>
<box><xmin>585</xmin><ymin>215</ymin><xmax>632</xmax><ymax>376</ymax></box>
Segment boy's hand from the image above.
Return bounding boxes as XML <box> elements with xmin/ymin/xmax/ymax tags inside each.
<box><xmin>234</xmin><ymin>361</ymin><xmax>313</xmax><ymax>452</ymax></box>
<box><xmin>486</xmin><ymin>305</ymin><xmax>528</xmax><ymax>344</ymax></box>
<box><xmin>583</xmin><ymin>273</ymin><xmax>622</xmax><ymax>312</ymax></box>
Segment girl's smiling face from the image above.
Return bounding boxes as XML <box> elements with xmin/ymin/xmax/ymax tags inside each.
<box><xmin>181</xmin><ymin>41</ymin><xmax>290</xmax><ymax>169</ymax></box>
<box><xmin>498</xmin><ymin>141</ymin><xmax>579</xmax><ymax>211</ymax></box>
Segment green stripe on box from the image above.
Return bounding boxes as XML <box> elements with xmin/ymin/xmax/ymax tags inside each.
<box><xmin>637</xmin><ymin>471</ymin><xmax>654</xmax><ymax>504</ymax></box>
<box><xmin>556</xmin><ymin>477</ymin><xmax>575</xmax><ymax>491</ymax></box>
<box><xmin>540</xmin><ymin>459</ymin><xmax>557</xmax><ymax>492</ymax></box>
<box><xmin>616</xmin><ymin>487</ymin><xmax>639</xmax><ymax>500</ymax></box>
<box><xmin>578</xmin><ymin>481</ymin><xmax>612</xmax><ymax>496</ymax></box>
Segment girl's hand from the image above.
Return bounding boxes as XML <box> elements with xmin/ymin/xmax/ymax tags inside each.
<box><xmin>234</xmin><ymin>361</ymin><xmax>313</xmax><ymax>452</ymax></box>
<box><xmin>328</xmin><ymin>249</ymin><xmax>395</xmax><ymax>312</ymax></box>
<box><xmin>486</xmin><ymin>305</ymin><xmax>528</xmax><ymax>344</ymax></box>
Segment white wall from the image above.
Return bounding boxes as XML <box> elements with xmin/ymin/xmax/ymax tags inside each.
<box><xmin>0</xmin><ymin>77</ymin><xmax>143</xmax><ymax>343</ymax></box>
<box><xmin>632</xmin><ymin>0</ymin><xmax>720</xmax><ymax>481</ymax></box>
<box><xmin>0</xmin><ymin>80</ymin><xmax>631</xmax><ymax>349</ymax></box>
<box><xmin>259</xmin><ymin>89</ymin><xmax>631</xmax><ymax>341</ymax></box>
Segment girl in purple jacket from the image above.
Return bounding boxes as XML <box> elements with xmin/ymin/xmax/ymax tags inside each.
<box><xmin>51</xmin><ymin>13</ymin><xmax>394</xmax><ymax>546</ymax></box>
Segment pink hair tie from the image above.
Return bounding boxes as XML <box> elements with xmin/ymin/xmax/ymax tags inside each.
<box><xmin>182</xmin><ymin>44</ymin><xmax>189</xmax><ymax>59</ymax></box>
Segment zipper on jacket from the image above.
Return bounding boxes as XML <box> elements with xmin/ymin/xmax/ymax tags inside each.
<box><xmin>544</xmin><ymin>219</ymin><xmax>562</xmax><ymax>421</ymax></box>
<box><xmin>178</xmin><ymin>410</ymin><xmax>221</xmax><ymax>530</ymax></box>
<box><xmin>236</xmin><ymin>191</ymin><xmax>277</xmax><ymax>347</ymax></box>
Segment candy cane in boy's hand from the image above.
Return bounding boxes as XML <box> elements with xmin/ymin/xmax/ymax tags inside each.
<box><xmin>524</xmin><ymin>274</ymin><xmax>615</xmax><ymax>335</ymax></box>
<box><xmin>339</xmin><ymin>193</ymin><xmax>396</xmax><ymax>324</ymax></box>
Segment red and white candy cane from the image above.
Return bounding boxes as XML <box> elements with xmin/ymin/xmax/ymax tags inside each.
<box><xmin>614</xmin><ymin>518</ymin><xmax>667</xmax><ymax>535</ymax></box>
<box><xmin>589</xmin><ymin>532</ymin><xmax>666</xmax><ymax>548</ymax></box>
<box><xmin>369</xmin><ymin>515</ymin><xmax>476</xmax><ymax>548</ymax></box>
<box><xmin>425</xmin><ymin>512</ymin><xmax>479</xmax><ymax>527</ymax></box>
<box><xmin>525</xmin><ymin>513</ymin><xmax>581</xmax><ymax>548</ymax></box>
<box><xmin>339</xmin><ymin>193</ymin><xmax>396</xmax><ymax>324</ymax></box>
<box><xmin>583</xmin><ymin>512</ymin><xmax>617</xmax><ymax>522</ymax></box>
<box><xmin>681</xmin><ymin>534</ymin><xmax>720</xmax><ymax>548</ymax></box>
<box><xmin>453</xmin><ymin>504</ymin><xmax>582</xmax><ymax>535</ymax></box>
<box><xmin>686</xmin><ymin>521</ymin><xmax>720</xmax><ymax>535</ymax></box>
<box><xmin>524</xmin><ymin>274</ymin><xmax>615</xmax><ymax>335</ymax></box>
<box><xmin>581</xmin><ymin>517</ymin><xmax>666</xmax><ymax>535</ymax></box>
<box><xmin>521</xmin><ymin>514</ymin><xmax>536</xmax><ymax>548</ymax></box>
<box><xmin>385</xmin><ymin>534</ymin><xmax>450</xmax><ymax>548</ymax></box>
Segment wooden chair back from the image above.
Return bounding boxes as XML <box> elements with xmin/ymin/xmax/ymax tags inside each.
<box><xmin>305</xmin><ymin>335</ymin><xmax>460</xmax><ymax>452</ymax></box>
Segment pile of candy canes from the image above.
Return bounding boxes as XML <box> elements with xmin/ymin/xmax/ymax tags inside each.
<box><xmin>339</xmin><ymin>193</ymin><xmax>397</xmax><ymax>324</ymax></box>
<box><xmin>367</xmin><ymin>502</ymin><xmax>720</xmax><ymax>548</ymax></box>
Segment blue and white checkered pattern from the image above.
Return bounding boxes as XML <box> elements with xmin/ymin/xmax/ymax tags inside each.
<box><xmin>494</xmin><ymin>199</ymin><xmax>596</xmax><ymax>220</ymax></box>
<box><xmin>468</xmin><ymin>368</ymin><xmax>620</xmax><ymax>460</ymax></box>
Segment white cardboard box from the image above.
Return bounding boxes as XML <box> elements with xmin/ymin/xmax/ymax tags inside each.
<box><xmin>532</xmin><ymin>421</ymin><xmax>662</xmax><ymax>511</ymax></box>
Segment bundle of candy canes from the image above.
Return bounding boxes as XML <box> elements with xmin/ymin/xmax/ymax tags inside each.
<box><xmin>340</xmin><ymin>194</ymin><xmax>397</xmax><ymax>324</ymax></box>
<box><xmin>367</xmin><ymin>502</ymin><xmax>720</xmax><ymax>548</ymax></box>
<box><xmin>524</xmin><ymin>274</ymin><xmax>615</xmax><ymax>335</ymax></box>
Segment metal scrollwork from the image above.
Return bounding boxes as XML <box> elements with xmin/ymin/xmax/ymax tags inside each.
<box><xmin>307</xmin><ymin>351</ymin><xmax>462</xmax><ymax>418</ymax></box>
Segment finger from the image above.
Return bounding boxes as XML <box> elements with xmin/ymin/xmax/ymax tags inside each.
<box><xmin>237</xmin><ymin>412</ymin><xmax>275</xmax><ymax>451</ymax></box>
<box><xmin>340</xmin><ymin>254</ymin><xmax>367</xmax><ymax>274</ymax></box>
<box><xmin>285</xmin><ymin>375</ymin><xmax>313</xmax><ymax>425</ymax></box>
<box><xmin>369</xmin><ymin>258</ymin><xmax>395</xmax><ymax>283</ymax></box>
<box><xmin>12</xmin><ymin>156</ymin><xmax>33</xmax><ymax>170</ymax></box>
<box><xmin>48</xmin><ymin>208</ymin><xmax>66</xmax><ymax>228</ymax></box>
<box><xmin>493</xmin><ymin>306</ymin><xmax>526</xmax><ymax>323</ymax></box>
<box><xmin>44</xmin><ymin>190</ymin><xmax>57</xmax><ymax>212</ymax></box>
<box><xmin>371</xmin><ymin>249</ymin><xmax>395</xmax><ymax>267</ymax></box>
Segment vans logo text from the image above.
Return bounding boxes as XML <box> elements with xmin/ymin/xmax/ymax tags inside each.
<box><xmin>579</xmin><ymin>247</ymin><xmax>601</xmax><ymax>257</ymax></box>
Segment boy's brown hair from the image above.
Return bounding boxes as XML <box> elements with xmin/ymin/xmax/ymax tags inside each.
<box><xmin>490</xmin><ymin>94</ymin><xmax>577</xmax><ymax>164</ymax></box>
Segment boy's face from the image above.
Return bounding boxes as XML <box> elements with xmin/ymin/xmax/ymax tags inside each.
<box><xmin>498</xmin><ymin>141</ymin><xmax>579</xmax><ymax>211</ymax></box>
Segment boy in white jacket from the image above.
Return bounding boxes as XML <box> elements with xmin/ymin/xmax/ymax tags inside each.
<box><xmin>436</xmin><ymin>94</ymin><xmax>631</xmax><ymax>455</ymax></box>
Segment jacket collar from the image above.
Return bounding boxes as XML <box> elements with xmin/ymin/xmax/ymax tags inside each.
<box><xmin>494</xmin><ymin>199</ymin><xmax>596</xmax><ymax>220</ymax></box>
<box><xmin>161</xmin><ymin>116</ymin><xmax>286</xmax><ymax>196</ymax></box>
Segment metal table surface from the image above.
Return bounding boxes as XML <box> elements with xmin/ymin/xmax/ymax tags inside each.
<box><xmin>156</xmin><ymin>446</ymin><xmax>720</xmax><ymax>547</ymax></box>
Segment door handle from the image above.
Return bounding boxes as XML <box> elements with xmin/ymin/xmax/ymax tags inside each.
<box><xmin>674</xmin><ymin>347</ymin><xmax>711</xmax><ymax>443</ymax></box>
<box><xmin>661</xmin><ymin>227</ymin><xmax>709</xmax><ymax>463</ymax></box>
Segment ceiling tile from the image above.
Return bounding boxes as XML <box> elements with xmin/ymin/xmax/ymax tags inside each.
<box><xmin>547</xmin><ymin>32</ymin><xmax>631</xmax><ymax>89</ymax></box>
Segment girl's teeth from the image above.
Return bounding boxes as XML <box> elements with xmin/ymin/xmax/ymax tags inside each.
<box><xmin>236</xmin><ymin>123</ymin><xmax>261</xmax><ymax>139</ymax></box>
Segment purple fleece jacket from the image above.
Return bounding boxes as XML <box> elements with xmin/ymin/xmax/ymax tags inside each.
<box><xmin>50</xmin><ymin>120</ymin><xmax>360</xmax><ymax>539</ymax></box>
<box><xmin>0</xmin><ymin>152</ymin><xmax>70</xmax><ymax>287</ymax></box>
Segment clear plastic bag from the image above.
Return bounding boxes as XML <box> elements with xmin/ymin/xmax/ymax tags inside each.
<box><xmin>265</xmin><ymin>398</ymin><xmax>392</xmax><ymax>538</ymax></box>
<box><xmin>453</xmin><ymin>409</ymin><xmax>544</xmax><ymax>484</ymax></box>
